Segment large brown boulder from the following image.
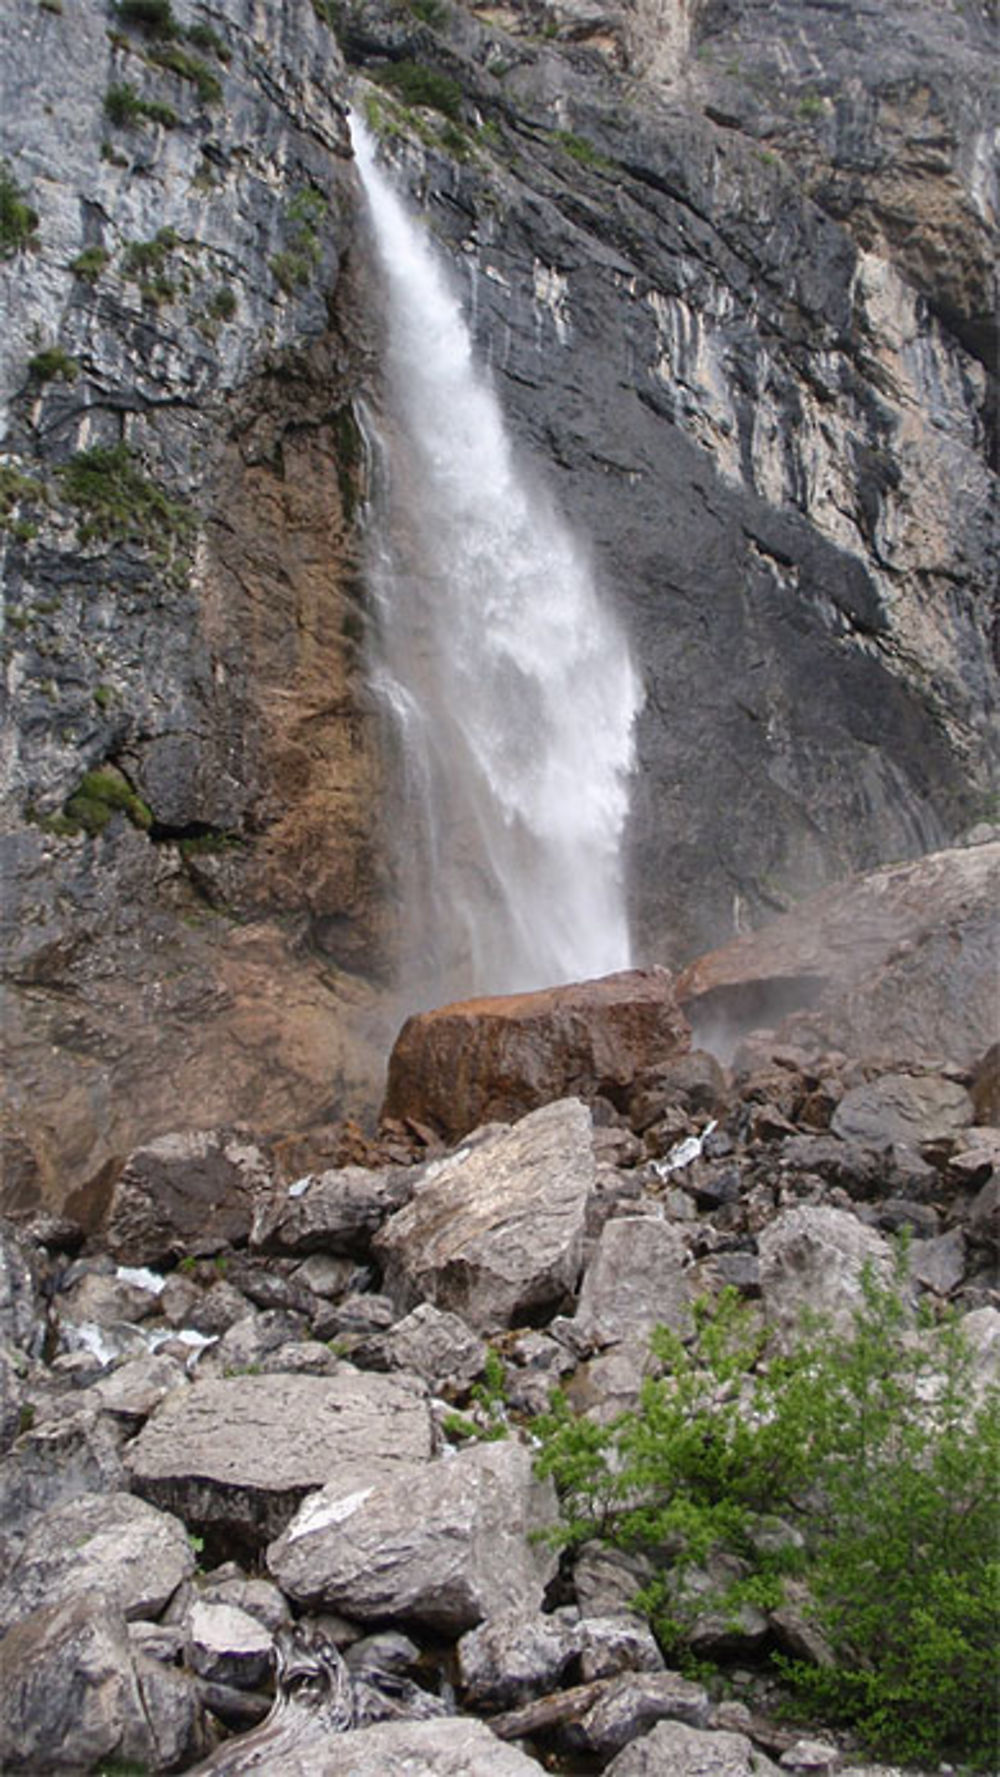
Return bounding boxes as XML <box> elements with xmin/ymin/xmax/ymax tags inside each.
<box><xmin>676</xmin><ymin>841</ymin><xmax>1000</xmax><ymax>1068</ymax></box>
<box><xmin>380</xmin><ymin>969</ymin><xmax>691</xmax><ymax>1142</ymax></box>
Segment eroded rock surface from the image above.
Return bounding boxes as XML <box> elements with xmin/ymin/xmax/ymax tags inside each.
<box><xmin>268</xmin><ymin>1440</ymin><xmax>557</xmax><ymax>1633</ymax></box>
<box><xmin>126</xmin><ymin>1370</ymin><xmax>433</xmax><ymax>1546</ymax></box>
<box><xmin>382</xmin><ymin>969</ymin><xmax>691</xmax><ymax>1140</ymax></box>
<box><xmin>374</xmin><ymin>1098</ymin><xmax>595</xmax><ymax>1332</ymax></box>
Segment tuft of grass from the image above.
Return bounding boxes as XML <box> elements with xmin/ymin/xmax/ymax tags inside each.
<box><xmin>28</xmin><ymin>347</ymin><xmax>78</xmax><ymax>384</ymax></box>
<box><xmin>104</xmin><ymin>82</ymin><xmax>178</xmax><ymax>129</ymax></box>
<box><xmin>0</xmin><ymin>161</ymin><xmax>39</xmax><ymax>259</ymax></box>
<box><xmin>64</xmin><ymin>767</ymin><xmax>153</xmax><ymax>837</ymax></box>
<box><xmin>122</xmin><ymin>227</ymin><xmax>180</xmax><ymax>306</ymax></box>
<box><xmin>185</xmin><ymin>21</ymin><xmax>230</xmax><ymax>60</ymax></box>
<box><xmin>553</xmin><ymin>129</ymin><xmax>613</xmax><ymax>170</ymax></box>
<box><xmin>70</xmin><ymin>245</ymin><xmax>110</xmax><ymax>282</ymax></box>
<box><xmin>0</xmin><ymin>463</ymin><xmax>45</xmax><ymax>533</ymax></box>
<box><xmin>58</xmin><ymin>441</ymin><xmax>193</xmax><ymax>552</ymax></box>
<box><xmin>206</xmin><ymin>284</ymin><xmax>237</xmax><ymax>320</ymax></box>
<box><xmin>117</xmin><ymin>0</ymin><xmax>177</xmax><ymax>35</ymax></box>
<box><xmin>373</xmin><ymin>60</ymin><xmax>463</xmax><ymax>121</ymax></box>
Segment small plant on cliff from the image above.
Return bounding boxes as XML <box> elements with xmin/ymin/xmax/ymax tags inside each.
<box><xmin>269</xmin><ymin>185</ymin><xmax>327</xmax><ymax>297</ymax></box>
<box><xmin>0</xmin><ymin>463</ymin><xmax>45</xmax><ymax>533</ymax></box>
<box><xmin>0</xmin><ymin>160</ymin><xmax>39</xmax><ymax>258</ymax></box>
<box><xmin>63</xmin><ymin>767</ymin><xmax>153</xmax><ymax>837</ymax></box>
<box><xmin>59</xmin><ymin>441</ymin><xmax>193</xmax><ymax>554</ymax></box>
<box><xmin>442</xmin><ymin>1347</ymin><xmax>510</xmax><ymax>1443</ymax></box>
<box><xmin>147</xmin><ymin>42</ymin><xmax>222</xmax><ymax>105</ymax></box>
<box><xmin>372</xmin><ymin>60</ymin><xmax>463</xmax><ymax>122</ymax></box>
<box><xmin>532</xmin><ymin>1270</ymin><xmax>999</xmax><ymax>1769</ymax></box>
<box><xmin>104</xmin><ymin>82</ymin><xmax>178</xmax><ymax>129</ymax></box>
<box><xmin>28</xmin><ymin>346</ymin><xmax>79</xmax><ymax>384</ymax></box>
<box><xmin>70</xmin><ymin>245</ymin><xmax>111</xmax><ymax>282</ymax></box>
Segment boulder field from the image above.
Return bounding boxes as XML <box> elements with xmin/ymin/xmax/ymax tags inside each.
<box><xmin>1</xmin><ymin>852</ymin><xmax>996</xmax><ymax>1772</ymax></box>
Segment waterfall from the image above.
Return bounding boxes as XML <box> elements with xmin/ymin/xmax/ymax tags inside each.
<box><xmin>352</xmin><ymin>116</ymin><xmax>642</xmax><ymax>1004</ymax></box>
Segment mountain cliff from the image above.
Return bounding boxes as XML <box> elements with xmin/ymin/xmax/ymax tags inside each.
<box><xmin>1</xmin><ymin>0</ymin><xmax>997</xmax><ymax>1210</ymax></box>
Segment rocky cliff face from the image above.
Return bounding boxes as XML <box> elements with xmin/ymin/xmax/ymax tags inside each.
<box><xmin>1</xmin><ymin>0</ymin><xmax>997</xmax><ymax>1209</ymax></box>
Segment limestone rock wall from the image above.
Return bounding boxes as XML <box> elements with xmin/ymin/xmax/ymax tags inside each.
<box><xmin>0</xmin><ymin>0</ymin><xmax>392</xmax><ymax>1210</ymax></box>
<box><xmin>342</xmin><ymin>0</ymin><xmax>998</xmax><ymax>961</ymax></box>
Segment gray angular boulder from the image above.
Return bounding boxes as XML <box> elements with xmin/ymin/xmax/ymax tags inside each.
<box><xmin>196</xmin><ymin>1715</ymin><xmax>544</xmax><ymax>1775</ymax></box>
<box><xmin>757</xmin><ymin>1205</ymin><xmax>896</xmax><ymax>1352</ymax></box>
<box><xmin>605</xmin><ymin>1720</ymin><xmax>782</xmax><ymax>1775</ymax></box>
<box><xmin>374</xmin><ymin>1099</ymin><xmax>596</xmax><ymax>1333</ymax></box>
<box><xmin>364</xmin><ymin>1302</ymin><xmax>489</xmax><ymax>1388</ymax></box>
<box><xmin>268</xmin><ymin>1439</ymin><xmax>558</xmax><ymax>1634</ymax></box>
<box><xmin>573</xmin><ymin>1215</ymin><xmax>691</xmax><ymax>1349</ymax></box>
<box><xmin>0</xmin><ymin>1490</ymin><xmax>195</xmax><ymax>1635</ymax></box>
<box><xmin>0</xmin><ymin>1404</ymin><xmax>127</xmax><ymax>1546</ymax></box>
<box><xmin>831</xmin><ymin>1073</ymin><xmax>975</xmax><ymax>1151</ymax></box>
<box><xmin>126</xmin><ymin>1370</ymin><xmax>433</xmax><ymax>1545</ymax></box>
<box><xmin>458</xmin><ymin>1607</ymin><xmax>581</xmax><ymax>1707</ymax></box>
<box><xmin>104</xmin><ymin>1128</ymin><xmax>275</xmax><ymax>1265</ymax></box>
<box><xmin>0</xmin><ymin>1593</ymin><xmax>206</xmax><ymax>1772</ymax></box>
<box><xmin>185</xmin><ymin>1600</ymin><xmax>275</xmax><ymax>1689</ymax></box>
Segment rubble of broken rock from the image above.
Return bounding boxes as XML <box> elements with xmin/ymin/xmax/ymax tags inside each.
<box><xmin>0</xmin><ymin>1021</ymin><xmax>997</xmax><ymax>1775</ymax></box>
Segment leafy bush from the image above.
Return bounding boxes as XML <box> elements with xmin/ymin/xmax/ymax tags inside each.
<box><xmin>553</xmin><ymin>129</ymin><xmax>613</xmax><ymax>171</ymax></box>
<box><xmin>64</xmin><ymin>768</ymin><xmax>152</xmax><ymax>836</ymax></box>
<box><xmin>58</xmin><ymin>441</ymin><xmax>193</xmax><ymax>551</ymax></box>
<box><xmin>104</xmin><ymin>82</ymin><xmax>178</xmax><ymax>129</ymax></box>
<box><xmin>117</xmin><ymin>0</ymin><xmax>177</xmax><ymax>35</ymax></box>
<box><xmin>0</xmin><ymin>161</ymin><xmax>39</xmax><ymax>258</ymax></box>
<box><xmin>70</xmin><ymin>245</ymin><xmax>110</xmax><ymax>282</ymax></box>
<box><xmin>147</xmin><ymin>42</ymin><xmax>222</xmax><ymax>104</ymax></box>
<box><xmin>28</xmin><ymin>347</ymin><xmax>78</xmax><ymax>383</ymax></box>
<box><xmin>373</xmin><ymin>60</ymin><xmax>463</xmax><ymax>121</ymax></box>
<box><xmin>532</xmin><ymin>1270</ymin><xmax>999</xmax><ymax>1769</ymax></box>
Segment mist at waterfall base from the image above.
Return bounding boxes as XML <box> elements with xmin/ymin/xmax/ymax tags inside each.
<box><xmin>352</xmin><ymin>117</ymin><xmax>642</xmax><ymax>1009</ymax></box>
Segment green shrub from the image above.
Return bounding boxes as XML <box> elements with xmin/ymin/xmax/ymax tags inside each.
<box><xmin>64</xmin><ymin>768</ymin><xmax>153</xmax><ymax>836</ymax></box>
<box><xmin>148</xmin><ymin>42</ymin><xmax>222</xmax><ymax>104</ymax></box>
<box><xmin>28</xmin><ymin>347</ymin><xmax>78</xmax><ymax>383</ymax></box>
<box><xmin>0</xmin><ymin>161</ymin><xmax>39</xmax><ymax>259</ymax></box>
<box><xmin>533</xmin><ymin>1270</ymin><xmax>999</xmax><ymax>1769</ymax></box>
<box><xmin>184</xmin><ymin>21</ymin><xmax>229</xmax><ymax>61</ymax></box>
<box><xmin>104</xmin><ymin>82</ymin><xmax>178</xmax><ymax>128</ymax></box>
<box><xmin>373</xmin><ymin>60</ymin><xmax>463</xmax><ymax>121</ymax></box>
<box><xmin>269</xmin><ymin>186</ymin><xmax>326</xmax><ymax>296</ymax></box>
<box><xmin>117</xmin><ymin>0</ymin><xmax>176</xmax><ymax>35</ymax></box>
<box><xmin>269</xmin><ymin>250</ymin><xmax>314</xmax><ymax>294</ymax></box>
<box><xmin>553</xmin><ymin>129</ymin><xmax>613</xmax><ymax>170</ymax></box>
<box><xmin>206</xmin><ymin>284</ymin><xmax>237</xmax><ymax>320</ymax></box>
<box><xmin>70</xmin><ymin>245</ymin><xmax>110</xmax><ymax>282</ymax></box>
<box><xmin>58</xmin><ymin>441</ymin><xmax>193</xmax><ymax>550</ymax></box>
<box><xmin>0</xmin><ymin>464</ymin><xmax>44</xmax><ymax>531</ymax></box>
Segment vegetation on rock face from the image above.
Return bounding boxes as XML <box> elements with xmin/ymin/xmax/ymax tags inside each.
<box><xmin>104</xmin><ymin>81</ymin><xmax>178</xmax><ymax>129</ymax></box>
<box><xmin>269</xmin><ymin>185</ymin><xmax>328</xmax><ymax>296</ymax></box>
<box><xmin>532</xmin><ymin>1267</ymin><xmax>999</xmax><ymax>1769</ymax></box>
<box><xmin>58</xmin><ymin>441</ymin><xmax>193</xmax><ymax>554</ymax></box>
<box><xmin>63</xmin><ymin>767</ymin><xmax>153</xmax><ymax>836</ymax></box>
<box><xmin>28</xmin><ymin>347</ymin><xmax>78</xmax><ymax>383</ymax></box>
<box><xmin>0</xmin><ymin>464</ymin><xmax>45</xmax><ymax>532</ymax></box>
<box><xmin>372</xmin><ymin>60</ymin><xmax>463</xmax><ymax>121</ymax></box>
<box><xmin>0</xmin><ymin>160</ymin><xmax>39</xmax><ymax>258</ymax></box>
<box><xmin>69</xmin><ymin>245</ymin><xmax>111</xmax><ymax>282</ymax></box>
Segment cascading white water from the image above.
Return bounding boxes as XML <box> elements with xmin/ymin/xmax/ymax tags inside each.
<box><xmin>353</xmin><ymin>117</ymin><xmax>642</xmax><ymax>1003</ymax></box>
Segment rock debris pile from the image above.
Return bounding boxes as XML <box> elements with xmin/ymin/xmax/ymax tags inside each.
<box><xmin>1</xmin><ymin>961</ymin><xmax>996</xmax><ymax>1774</ymax></box>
